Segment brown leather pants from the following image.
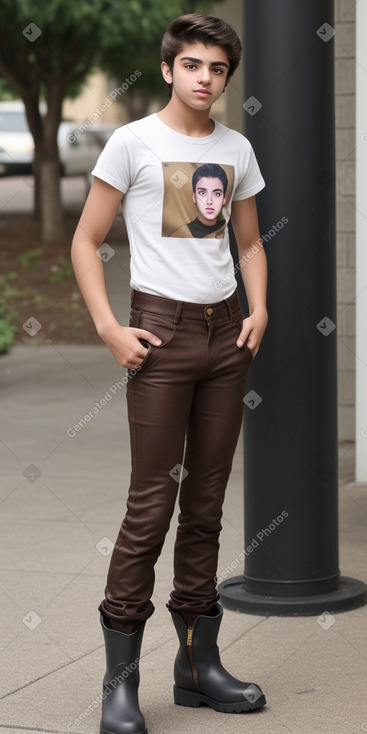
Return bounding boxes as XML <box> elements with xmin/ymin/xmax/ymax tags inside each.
<box><xmin>99</xmin><ymin>288</ymin><xmax>253</xmax><ymax>632</ymax></box>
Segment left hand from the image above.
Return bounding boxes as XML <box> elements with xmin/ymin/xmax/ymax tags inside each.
<box><xmin>236</xmin><ymin>309</ymin><xmax>268</xmax><ymax>359</ymax></box>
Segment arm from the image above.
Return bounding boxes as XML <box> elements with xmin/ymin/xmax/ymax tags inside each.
<box><xmin>231</xmin><ymin>196</ymin><xmax>268</xmax><ymax>358</ymax></box>
<box><xmin>71</xmin><ymin>177</ymin><xmax>161</xmax><ymax>368</ymax></box>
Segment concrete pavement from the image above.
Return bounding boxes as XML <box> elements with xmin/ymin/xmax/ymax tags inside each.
<box><xmin>0</xmin><ymin>243</ymin><xmax>366</xmax><ymax>734</ymax></box>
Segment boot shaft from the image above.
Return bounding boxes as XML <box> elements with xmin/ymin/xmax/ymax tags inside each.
<box><xmin>100</xmin><ymin>615</ymin><xmax>147</xmax><ymax>734</ymax></box>
<box><xmin>168</xmin><ymin>604</ymin><xmax>223</xmax><ymax>690</ymax></box>
<box><xmin>100</xmin><ymin>615</ymin><xmax>144</xmax><ymax>686</ymax></box>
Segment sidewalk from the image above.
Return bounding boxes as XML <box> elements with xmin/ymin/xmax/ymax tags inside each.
<box><xmin>0</xmin><ymin>243</ymin><xmax>366</xmax><ymax>734</ymax></box>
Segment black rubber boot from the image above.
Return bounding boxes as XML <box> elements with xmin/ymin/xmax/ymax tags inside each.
<box><xmin>100</xmin><ymin>614</ymin><xmax>147</xmax><ymax>734</ymax></box>
<box><xmin>168</xmin><ymin>602</ymin><xmax>266</xmax><ymax>713</ymax></box>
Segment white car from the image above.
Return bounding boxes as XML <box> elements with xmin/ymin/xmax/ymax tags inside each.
<box><xmin>0</xmin><ymin>101</ymin><xmax>34</xmax><ymax>175</ymax></box>
<box><xmin>58</xmin><ymin>121</ymin><xmax>118</xmax><ymax>178</ymax></box>
<box><xmin>0</xmin><ymin>100</ymin><xmax>118</xmax><ymax>178</ymax></box>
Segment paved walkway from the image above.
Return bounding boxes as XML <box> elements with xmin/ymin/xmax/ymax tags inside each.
<box><xmin>0</xmin><ymin>244</ymin><xmax>366</xmax><ymax>734</ymax></box>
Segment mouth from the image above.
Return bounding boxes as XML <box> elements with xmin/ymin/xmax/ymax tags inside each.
<box><xmin>205</xmin><ymin>208</ymin><xmax>215</xmax><ymax>214</ymax></box>
<box><xmin>194</xmin><ymin>89</ymin><xmax>211</xmax><ymax>97</ymax></box>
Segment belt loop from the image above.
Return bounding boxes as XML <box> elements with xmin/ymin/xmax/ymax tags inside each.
<box><xmin>173</xmin><ymin>301</ymin><xmax>183</xmax><ymax>324</ymax></box>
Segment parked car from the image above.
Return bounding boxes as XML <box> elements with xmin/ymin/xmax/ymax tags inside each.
<box><xmin>0</xmin><ymin>101</ymin><xmax>35</xmax><ymax>176</ymax></box>
<box><xmin>0</xmin><ymin>100</ymin><xmax>118</xmax><ymax>178</ymax></box>
<box><xmin>58</xmin><ymin>121</ymin><xmax>118</xmax><ymax>178</ymax></box>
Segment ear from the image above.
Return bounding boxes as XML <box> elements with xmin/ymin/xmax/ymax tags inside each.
<box><xmin>222</xmin><ymin>74</ymin><xmax>232</xmax><ymax>92</ymax></box>
<box><xmin>161</xmin><ymin>61</ymin><xmax>173</xmax><ymax>85</ymax></box>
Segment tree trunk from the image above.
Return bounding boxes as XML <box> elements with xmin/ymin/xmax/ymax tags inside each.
<box><xmin>20</xmin><ymin>90</ymin><xmax>43</xmax><ymax>222</ymax></box>
<box><xmin>124</xmin><ymin>90</ymin><xmax>151</xmax><ymax>122</ymax></box>
<box><xmin>34</xmin><ymin>145</ymin><xmax>65</xmax><ymax>242</ymax></box>
<box><xmin>24</xmin><ymin>83</ymin><xmax>66</xmax><ymax>241</ymax></box>
<box><xmin>33</xmin><ymin>164</ymin><xmax>41</xmax><ymax>222</ymax></box>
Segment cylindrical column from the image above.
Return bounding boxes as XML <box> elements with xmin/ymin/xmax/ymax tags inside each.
<box><xmin>220</xmin><ymin>0</ymin><xmax>366</xmax><ymax>614</ymax></box>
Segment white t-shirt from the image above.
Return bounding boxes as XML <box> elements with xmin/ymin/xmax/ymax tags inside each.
<box><xmin>91</xmin><ymin>112</ymin><xmax>265</xmax><ymax>303</ymax></box>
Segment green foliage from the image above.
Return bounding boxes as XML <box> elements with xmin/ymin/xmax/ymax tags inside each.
<box><xmin>17</xmin><ymin>248</ymin><xmax>43</xmax><ymax>270</ymax></box>
<box><xmin>0</xmin><ymin>0</ymin><xmax>226</xmax><ymax>105</ymax></box>
<box><xmin>0</xmin><ymin>76</ymin><xmax>16</xmax><ymax>100</ymax></box>
<box><xmin>0</xmin><ymin>270</ymin><xmax>21</xmax><ymax>299</ymax></box>
<box><xmin>0</xmin><ymin>273</ymin><xmax>18</xmax><ymax>355</ymax></box>
<box><xmin>49</xmin><ymin>256</ymin><xmax>74</xmax><ymax>283</ymax></box>
<box><xmin>0</xmin><ymin>319</ymin><xmax>18</xmax><ymax>354</ymax></box>
<box><xmin>0</xmin><ymin>1</ymin><xmax>107</xmax><ymax>81</ymax></box>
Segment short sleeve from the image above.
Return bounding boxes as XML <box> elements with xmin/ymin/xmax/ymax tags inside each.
<box><xmin>232</xmin><ymin>142</ymin><xmax>265</xmax><ymax>201</ymax></box>
<box><xmin>91</xmin><ymin>128</ymin><xmax>131</xmax><ymax>194</ymax></box>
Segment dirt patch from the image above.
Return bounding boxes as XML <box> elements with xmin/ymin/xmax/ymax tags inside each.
<box><xmin>0</xmin><ymin>211</ymin><xmax>125</xmax><ymax>348</ymax></box>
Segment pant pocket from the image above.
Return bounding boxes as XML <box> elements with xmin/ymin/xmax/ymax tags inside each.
<box><xmin>128</xmin><ymin>308</ymin><xmax>177</xmax><ymax>372</ymax></box>
<box><xmin>231</xmin><ymin>309</ymin><xmax>254</xmax><ymax>361</ymax></box>
<box><xmin>138</xmin><ymin>311</ymin><xmax>177</xmax><ymax>348</ymax></box>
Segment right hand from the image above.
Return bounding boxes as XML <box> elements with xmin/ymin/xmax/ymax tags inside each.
<box><xmin>98</xmin><ymin>322</ymin><xmax>162</xmax><ymax>369</ymax></box>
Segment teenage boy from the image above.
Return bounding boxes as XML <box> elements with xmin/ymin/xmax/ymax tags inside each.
<box><xmin>71</xmin><ymin>13</ymin><xmax>268</xmax><ymax>734</ymax></box>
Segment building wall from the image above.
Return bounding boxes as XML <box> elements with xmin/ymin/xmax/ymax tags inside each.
<box><xmin>62</xmin><ymin>71</ymin><xmax>128</xmax><ymax>125</ymax></box>
<box><xmin>335</xmin><ymin>0</ymin><xmax>356</xmax><ymax>441</ymax></box>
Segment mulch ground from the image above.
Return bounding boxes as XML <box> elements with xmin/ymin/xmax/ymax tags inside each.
<box><xmin>1</xmin><ymin>211</ymin><xmax>122</xmax><ymax>347</ymax></box>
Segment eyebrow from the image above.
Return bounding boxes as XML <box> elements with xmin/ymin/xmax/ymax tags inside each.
<box><xmin>196</xmin><ymin>186</ymin><xmax>224</xmax><ymax>192</ymax></box>
<box><xmin>180</xmin><ymin>56</ymin><xmax>229</xmax><ymax>69</ymax></box>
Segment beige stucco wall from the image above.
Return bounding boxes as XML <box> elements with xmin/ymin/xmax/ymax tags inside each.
<box><xmin>62</xmin><ymin>71</ymin><xmax>128</xmax><ymax>124</ymax></box>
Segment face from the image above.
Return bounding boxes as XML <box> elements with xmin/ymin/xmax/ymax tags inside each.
<box><xmin>161</xmin><ymin>42</ymin><xmax>231</xmax><ymax>109</ymax></box>
<box><xmin>193</xmin><ymin>177</ymin><xmax>226</xmax><ymax>225</ymax></box>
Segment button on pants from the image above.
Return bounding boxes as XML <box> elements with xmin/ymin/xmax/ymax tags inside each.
<box><xmin>99</xmin><ymin>289</ymin><xmax>253</xmax><ymax>632</ymax></box>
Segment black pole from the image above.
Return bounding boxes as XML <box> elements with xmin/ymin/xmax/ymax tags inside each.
<box><xmin>220</xmin><ymin>0</ymin><xmax>367</xmax><ymax>614</ymax></box>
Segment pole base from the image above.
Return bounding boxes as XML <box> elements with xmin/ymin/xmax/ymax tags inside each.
<box><xmin>218</xmin><ymin>575</ymin><xmax>367</xmax><ymax>616</ymax></box>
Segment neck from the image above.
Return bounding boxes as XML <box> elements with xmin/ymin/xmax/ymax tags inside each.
<box><xmin>157</xmin><ymin>94</ymin><xmax>214</xmax><ymax>137</ymax></box>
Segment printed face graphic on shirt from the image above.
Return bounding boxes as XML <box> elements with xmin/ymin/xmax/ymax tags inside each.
<box><xmin>193</xmin><ymin>175</ymin><xmax>227</xmax><ymax>226</ymax></box>
<box><xmin>161</xmin><ymin>161</ymin><xmax>234</xmax><ymax>239</ymax></box>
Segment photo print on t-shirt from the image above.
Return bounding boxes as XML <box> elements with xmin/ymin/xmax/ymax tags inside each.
<box><xmin>161</xmin><ymin>162</ymin><xmax>235</xmax><ymax>239</ymax></box>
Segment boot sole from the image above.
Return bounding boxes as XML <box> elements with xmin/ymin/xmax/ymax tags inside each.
<box><xmin>173</xmin><ymin>684</ymin><xmax>266</xmax><ymax>713</ymax></box>
<box><xmin>100</xmin><ymin>727</ymin><xmax>147</xmax><ymax>734</ymax></box>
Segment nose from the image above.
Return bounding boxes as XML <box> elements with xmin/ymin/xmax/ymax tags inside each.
<box><xmin>197</xmin><ymin>65</ymin><xmax>211</xmax><ymax>85</ymax></box>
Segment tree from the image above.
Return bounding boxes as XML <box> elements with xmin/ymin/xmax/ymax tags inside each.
<box><xmin>0</xmin><ymin>0</ymin><xmax>224</xmax><ymax>242</ymax></box>
<box><xmin>0</xmin><ymin>1</ymin><xmax>107</xmax><ymax>240</ymax></box>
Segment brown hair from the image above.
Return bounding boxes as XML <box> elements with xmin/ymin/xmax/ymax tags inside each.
<box><xmin>161</xmin><ymin>13</ymin><xmax>242</xmax><ymax>96</ymax></box>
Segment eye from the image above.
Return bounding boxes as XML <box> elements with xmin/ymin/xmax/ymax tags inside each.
<box><xmin>212</xmin><ymin>68</ymin><xmax>224</xmax><ymax>74</ymax></box>
<box><xmin>185</xmin><ymin>64</ymin><xmax>196</xmax><ymax>70</ymax></box>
